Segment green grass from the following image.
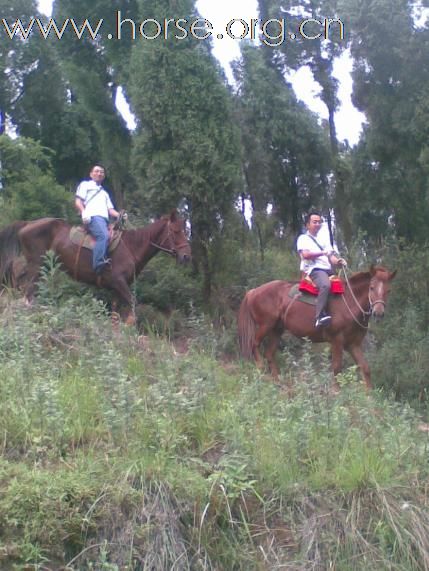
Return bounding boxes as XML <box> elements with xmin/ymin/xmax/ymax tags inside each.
<box><xmin>0</xmin><ymin>293</ymin><xmax>429</xmax><ymax>570</ymax></box>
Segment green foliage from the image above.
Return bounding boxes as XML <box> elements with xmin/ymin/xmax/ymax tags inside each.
<box><xmin>135</xmin><ymin>253</ymin><xmax>202</xmax><ymax>313</ymax></box>
<box><xmin>0</xmin><ymin>0</ymin><xmax>39</xmax><ymax>132</ymax></box>
<box><xmin>1</xmin><ymin>0</ymin><xmax>429</xmax><ymax>566</ymax></box>
<box><xmin>0</xmin><ymin>290</ymin><xmax>428</xmax><ymax>568</ymax></box>
<box><xmin>343</xmin><ymin>0</ymin><xmax>429</xmax><ymax>243</ymax></box>
<box><xmin>37</xmin><ymin>250</ymin><xmax>87</xmax><ymax>305</ymax></box>
<box><xmin>234</xmin><ymin>42</ymin><xmax>332</xmax><ymax>234</ymax></box>
<box><xmin>372</xmin><ymin>304</ymin><xmax>429</xmax><ymax>404</ymax></box>
<box><xmin>359</xmin><ymin>241</ymin><xmax>429</xmax><ymax>402</ymax></box>
<box><xmin>10</xmin><ymin>36</ymin><xmax>96</xmax><ymax>187</ymax></box>
<box><xmin>130</xmin><ymin>11</ymin><xmax>240</xmax><ymax>217</ymax></box>
<box><xmin>129</xmin><ymin>0</ymin><xmax>241</xmax><ymax>298</ymax></box>
<box><xmin>261</xmin><ymin>0</ymin><xmax>353</xmax><ymax>241</ymax></box>
<box><xmin>0</xmin><ymin>135</ymin><xmax>73</xmax><ymax>222</ymax></box>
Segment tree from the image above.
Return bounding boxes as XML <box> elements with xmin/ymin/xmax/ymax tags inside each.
<box><xmin>39</xmin><ymin>0</ymin><xmax>137</xmax><ymax>201</ymax></box>
<box><xmin>259</xmin><ymin>0</ymin><xmax>352</xmax><ymax>243</ymax></box>
<box><xmin>0</xmin><ymin>0</ymin><xmax>39</xmax><ymax>134</ymax></box>
<box><xmin>129</xmin><ymin>0</ymin><xmax>241</xmax><ymax>301</ymax></box>
<box><xmin>11</xmin><ymin>38</ymin><xmax>98</xmax><ymax>188</ymax></box>
<box><xmin>0</xmin><ymin>135</ymin><xmax>72</xmax><ymax>222</ymax></box>
<box><xmin>233</xmin><ymin>42</ymin><xmax>331</xmax><ymax>255</ymax></box>
<box><xmin>344</xmin><ymin>0</ymin><xmax>429</xmax><ymax>243</ymax></box>
<box><xmin>0</xmin><ymin>0</ymin><xmax>135</xmax><ymax>200</ymax></box>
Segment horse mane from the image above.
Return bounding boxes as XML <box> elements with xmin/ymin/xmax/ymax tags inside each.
<box><xmin>348</xmin><ymin>270</ymin><xmax>371</xmax><ymax>284</ymax></box>
<box><xmin>348</xmin><ymin>266</ymin><xmax>390</xmax><ymax>285</ymax></box>
<box><xmin>122</xmin><ymin>218</ymin><xmax>164</xmax><ymax>244</ymax></box>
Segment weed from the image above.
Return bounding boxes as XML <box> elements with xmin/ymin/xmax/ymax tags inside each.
<box><xmin>0</xmin><ymin>292</ymin><xmax>428</xmax><ymax>569</ymax></box>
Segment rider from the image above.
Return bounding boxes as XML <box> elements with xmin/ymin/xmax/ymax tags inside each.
<box><xmin>297</xmin><ymin>211</ymin><xmax>347</xmax><ymax>328</ymax></box>
<box><xmin>75</xmin><ymin>164</ymin><xmax>120</xmax><ymax>274</ymax></box>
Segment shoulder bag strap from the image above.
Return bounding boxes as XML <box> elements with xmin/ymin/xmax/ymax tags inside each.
<box><xmin>307</xmin><ymin>234</ymin><xmax>325</xmax><ymax>251</ymax></box>
<box><xmin>83</xmin><ymin>187</ymin><xmax>102</xmax><ymax>207</ymax></box>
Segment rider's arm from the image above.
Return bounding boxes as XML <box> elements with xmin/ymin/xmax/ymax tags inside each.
<box><xmin>75</xmin><ymin>197</ymin><xmax>85</xmax><ymax>214</ymax></box>
<box><xmin>328</xmin><ymin>252</ymin><xmax>347</xmax><ymax>267</ymax></box>
<box><xmin>300</xmin><ymin>249</ymin><xmax>330</xmax><ymax>260</ymax></box>
<box><xmin>108</xmin><ymin>208</ymin><xmax>120</xmax><ymax>219</ymax></box>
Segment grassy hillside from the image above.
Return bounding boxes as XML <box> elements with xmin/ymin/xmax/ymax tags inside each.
<box><xmin>0</xmin><ymin>290</ymin><xmax>429</xmax><ymax>570</ymax></box>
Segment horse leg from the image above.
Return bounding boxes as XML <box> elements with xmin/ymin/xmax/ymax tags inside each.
<box><xmin>252</xmin><ymin>324</ymin><xmax>272</xmax><ymax>371</ymax></box>
<box><xmin>111</xmin><ymin>299</ymin><xmax>121</xmax><ymax>330</ymax></box>
<box><xmin>331</xmin><ymin>336</ymin><xmax>344</xmax><ymax>392</ymax></box>
<box><xmin>19</xmin><ymin>242</ymin><xmax>47</xmax><ymax>304</ymax></box>
<box><xmin>265</xmin><ymin>331</ymin><xmax>281</xmax><ymax>379</ymax></box>
<box><xmin>347</xmin><ymin>343</ymin><xmax>372</xmax><ymax>391</ymax></box>
<box><xmin>110</xmin><ymin>278</ymin><xmax>135</xmax><ymax>325</ymax></box>
<box><xmin>23</xmin><ymin>260</ymin><xmax>44</xmax><ymax>304</ymax></box>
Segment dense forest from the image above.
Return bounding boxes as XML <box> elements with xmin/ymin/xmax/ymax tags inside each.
<box><xmin>1</xmin><ymin>0</ymin><xmax>429</xmax><ymax>569</ymax></box>
<box><xmin>2</xmin><ymin>0</ymin><xmax>429</xmax><ymax>268</ymax></box>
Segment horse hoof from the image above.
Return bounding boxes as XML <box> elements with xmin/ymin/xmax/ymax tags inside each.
<box><xmin>125</xmin><ymin>314</ymin><xmax>136</xmax><ymax>326</ymax></box>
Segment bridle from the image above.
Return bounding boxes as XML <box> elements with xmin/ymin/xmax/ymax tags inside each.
<box><xmin>150</xmin><ymin>220</ymin><xmax>189</xmax><ymax>257</ymax></box>
<box><xmin>341</xmin><ymin>270</ymin><xmax>386</xmax><ymax>328</ymax></box>
<box><xmin>368</xmin><ymin>290</ymin><xmax>386</xmax><ymax>312</ymax></box>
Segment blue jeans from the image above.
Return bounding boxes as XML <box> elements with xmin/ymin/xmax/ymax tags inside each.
<box><xmin>88</xmin><ymin>216</ymin><xmax>109</xmax><ymax>271</ymax></box>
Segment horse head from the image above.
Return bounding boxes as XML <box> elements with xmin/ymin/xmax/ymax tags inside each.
<box><xmin>369</xmin><ymin>265</ymin><xmax>397</xmax><ymax>319</ymax></box>
<box><xmin>160</xmin><ymin>210</ymin><xmax>191</xmax><ymax>264</ymax></box>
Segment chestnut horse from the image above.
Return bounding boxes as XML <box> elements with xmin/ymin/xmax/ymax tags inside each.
<box><xmin>0</xmin><ymin>210</ymin><xmax>191</xmax><ymax>324</ymax></box>
<box><xmin>238</xmin><ymin>267</ymin><xmax>396</xmax><ymax>390</ymax></box>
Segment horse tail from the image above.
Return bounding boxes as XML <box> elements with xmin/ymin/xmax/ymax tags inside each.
<box><xmin>0</xmin><ymin>221</ymin><xmax>27</xmax><ymax>286</ymax></box>
<box><xmin>238</xmin><ymin>293</ymin><xmax>256</xmax><ymax>359</ymax></box>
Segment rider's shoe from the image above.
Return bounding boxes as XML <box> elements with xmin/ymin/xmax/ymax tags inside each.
<box><xmin>315</xmin><ymin>314</ymin><xmax>332</xmax><ymax>328</ymax></box>
<box><xmin>95</xmin><ymin>258</ymin><xmax>111</xmax><ymax>275</ymax></box>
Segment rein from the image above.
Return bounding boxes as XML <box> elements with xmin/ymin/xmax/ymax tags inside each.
<box><xmin>150</xmin><ymin>221</ymin><xmax>188</xmax><ymax>256</ymax></box>
<box><xmin>340</xmin><ymin>269</ymin><xmax>371</xmax><ymax>330</ymax></box>
<box><xmin>150</xmin><ymin>241</ymin><xmax>175</xmax><ymax>255</ymax></box>
<box><xmin>341</xmin><ymin>295</ymin><xmax>369</xmax><ymax>329</ymax></box>
<box><xmin>73</xmin><ymin>233</ymin><xmax>86</xmax><ymax>281</ymax></box>
<box><xmin>340</xmin><ymin>269</ymin><xmax>386</xmax><ymax>329</ymax></box>
<box><xmin>342</xmin><ymin>269</ymin><xmax>371</xmax><ymax>317</ymax></box>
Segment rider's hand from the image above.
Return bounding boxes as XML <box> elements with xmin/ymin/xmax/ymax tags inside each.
<box><xmin>122</xmin><ymin>211</ymin><xmax>128</xmax><ymax>222</ymax></box>
<box><xmin>337</xmin><ymin>258</ymin><xmax>347</xmax><ymax>267</ymax></box>
<box><xmin>82</xmin><ymin>215</ymin><xmax>91</xmax><ymax>225</ymax></box>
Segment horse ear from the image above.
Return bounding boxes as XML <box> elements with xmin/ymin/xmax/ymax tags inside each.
<box><xmin>389</xmin><ymin>269</ymin><xmax>397</xmax><ymax>281</ymax></box>
<box><xmin>369</xmin><ymin>264</ymin><xmax>376</xmax><ymax>276</ymax></box>
<box><xmin>169</xmin><ymin>209</ymin><xmax>178</xmax><ymax>222</ymax></box>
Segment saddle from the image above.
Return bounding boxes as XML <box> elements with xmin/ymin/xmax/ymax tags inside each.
<box><xmin>69</xmin><ymin>225</ymin><xmax>122</xmax><ymax>253</ymax></box>
<box><xmin>288</xmin><ymin>275</ymin><xmax>344</xmax><ymax>305</ymax></box>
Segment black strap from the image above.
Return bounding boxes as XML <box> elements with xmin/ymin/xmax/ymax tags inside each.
<box><xmin>83</xmin><ymin>187</ymin><xmax>103</xmax><ymax>207</ymax></box>
<box><xmin>308</xmin><ymin>234</ymin><xmax>325</xmax><ymax>251</ymax></box>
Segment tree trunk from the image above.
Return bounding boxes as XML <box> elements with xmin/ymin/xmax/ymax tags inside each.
<box><xmin>327</xmin><ymin>104</ymin><xmax>352</xmax><ymax>246</ymax></box>
<box><xmin>312</xmin><ymin>50</ymin><xmax>353</xmax><ymax>247</ymax></box>
<box><xmin>190</xmin><ymin>215</ymin><xmax>212</xmax><ymax>304</ymax></box>
<box><xmin>250</xmin><ymin>194</ymin><xmax>265</xmax><ymax>262</ymax></box>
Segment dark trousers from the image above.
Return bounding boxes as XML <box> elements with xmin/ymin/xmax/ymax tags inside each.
<box><xmin>310</xmin><ymin>268</ymin><xmax>332</xmax><ymax>319</ymax></box>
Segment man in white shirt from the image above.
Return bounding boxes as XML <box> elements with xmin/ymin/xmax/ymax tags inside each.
<box><xmin>297</xmin><ymin>211</ymin><xmax>346</xmax><ymax>328</ymax></box>
<box><xmin>75</xmin><ymin>165</ymin><xmax>120</xmax><ymax>274</ymax></box>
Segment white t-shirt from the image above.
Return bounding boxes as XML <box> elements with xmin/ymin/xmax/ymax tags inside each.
<box><xmin>75</xmin><ymin>180</ymin><xmax>114</xmax><ymax>220</ymax></box>
<box><xmin>296</xmin><ymin>232</ymin><xmax>335</xmax><ymax>273</ymax></box>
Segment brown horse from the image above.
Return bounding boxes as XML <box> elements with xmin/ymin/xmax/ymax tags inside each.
<box><xmin>0</xmin><ymin>210</ymin><xmax>191</xmax><ymax>324</ymax></box>
<box><xmin>238</xmin><ymin>267</ymin><xmax>396</xmax><ymax>390</ymax></box>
